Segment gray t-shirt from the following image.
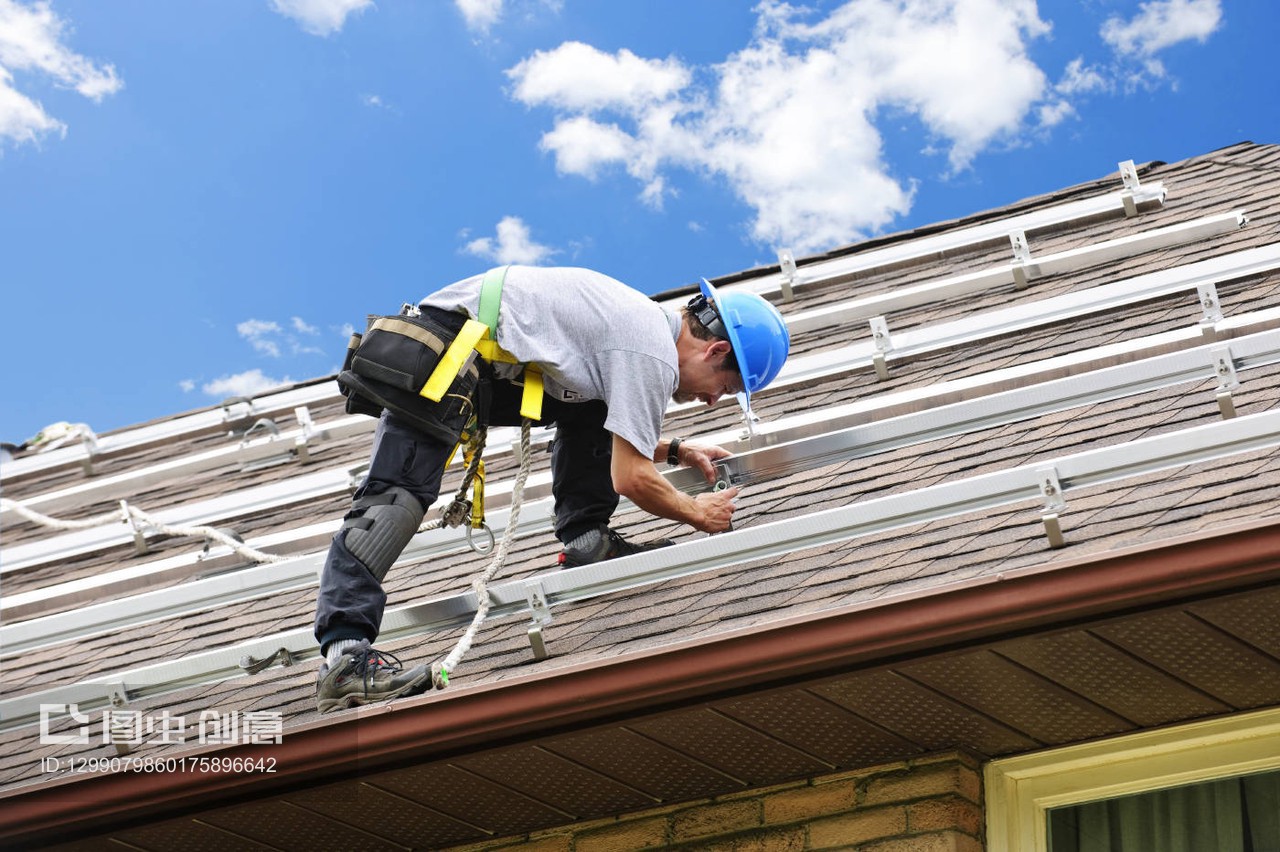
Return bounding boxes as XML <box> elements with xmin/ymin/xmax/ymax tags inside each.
<box><xmin>420</xmin><ymin>266</ymin><xmax>680</xmax><ymax>459</ymax></box>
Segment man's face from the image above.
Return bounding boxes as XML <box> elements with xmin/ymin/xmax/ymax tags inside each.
<box><xmin>673</xmin><ymin>340</ymin><xmax>743</xmax><ymax>407</ymax></box>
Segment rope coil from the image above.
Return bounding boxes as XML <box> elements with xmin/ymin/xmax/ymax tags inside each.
<box><xmin>1</xmin><ymin>497</ymin><xmax>289</xmax><ymax>564</ymax></box>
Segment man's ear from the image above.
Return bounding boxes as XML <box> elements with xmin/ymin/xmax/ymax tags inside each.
<box><xmin>707</xmin><ymin>338</ymin><xmax>732</xmax><ymax>360</ymax></box>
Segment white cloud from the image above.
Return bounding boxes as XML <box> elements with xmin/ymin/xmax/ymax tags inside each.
<box><xmin>179</xmin><ymin>379</ymin><xmax>196</xmax><ymax>393</ymax></box>
<box><xmin>456</xmin><ymin>0</ymin><xmax>502</xmax><ymax>33</ymax></box>
<box><xmin>507</xmin><ymin>0</ymin><xmax>1057</xmax><ymax>253</ymax></box>
<box><xmin>269</xmin><ymin>0</ymin><xmax>372</xmax><ymax>37</ymax></box>
<box><xmin>1056</xmin><ymin>57</ymin><xmax>1110</xmax><ymax>96</ymax></box>
<box><xmin>0</xmin><ymin>0</ymin><xmax>122</xmax><ymax>149</ymax></box>
<box><xmin>464</xmin><ymin>216</ymin><xmax>556</xmax><ymax>265</ymax></box>
<box><xmin>237</xmin><ymin>319</ymin><xmax>283</xmax><ymax>358</ymax></box>
<box><xmin>237</xmin><ymin>316</ymin><xmax>326</xmax><ymax>358</ymax></box>
<box><xmin>202</xmin><ymin>369</ymin><xmax>293</xmax><ymax>399</ymax></box>
<box><xmin>1102</xmin><ymin>0</ymin><xmax>1222</xmax><ymax>57</ymax></box>
<box><xmin>509</xmin><ymin>41</ymin><xmax>690</xmax><ymax>113</ymax></box>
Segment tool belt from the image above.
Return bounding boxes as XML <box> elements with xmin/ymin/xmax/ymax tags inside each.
<box><xmin>336</xmin><ymin>266</ymin><xmax>543</xmax><ymax>444</ymax></box>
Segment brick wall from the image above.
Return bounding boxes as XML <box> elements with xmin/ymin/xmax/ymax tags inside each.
<box><xmin>449</xmin><ymin>752</ymin><xmax>984</xmax><ymax>851</ymax></box>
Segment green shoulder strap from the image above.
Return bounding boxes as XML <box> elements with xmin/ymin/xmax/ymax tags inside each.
<box><xmin>477</xmin><ymin>266</ymin><xmax>509</xmax><ymax>335</ymax></box>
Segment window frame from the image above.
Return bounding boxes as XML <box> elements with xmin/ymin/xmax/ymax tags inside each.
<box><xmin>984</xmin><ymin>707</ymin><xmax>1280</xmax><ymax>852</ymax></box>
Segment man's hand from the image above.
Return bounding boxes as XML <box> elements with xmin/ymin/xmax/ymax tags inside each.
<box><xmin>615</xmin><ymin>435</ymin><xmax>739</xmax><ymax>532</ymax></box>
<box><xmin>692</xmin><ymin>486</ymin><xmax>737</xmax><ymax>533</ymax></box>
<box><xmin>673</xmin><ymin>440</ymin><xmax>733</xmax><ymax>485</ymax></box>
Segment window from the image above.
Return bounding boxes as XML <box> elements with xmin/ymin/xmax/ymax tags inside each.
<box><xmin>986</xmin><ymin>708</ymin><xmax>1280</xmax><ymax>852</ymax></box>
<box><xmin>1048</xmin><ymin>768</ymin><xmax>1279</xmax><ymax>851</ymax></box>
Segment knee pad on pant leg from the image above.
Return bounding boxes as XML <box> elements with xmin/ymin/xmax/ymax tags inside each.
<box><xmin>342</xmin><ymin>487</ymin><xmax>425</xmax><ymax>582</ymax></box>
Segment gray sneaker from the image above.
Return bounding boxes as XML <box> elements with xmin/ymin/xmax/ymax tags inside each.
<box><xmin>315</xmin><ymin>641</ymin><xmax>430</xmax><ymax>713</ymax></box>
<box><xmin>557</xmin><ymin>524</ymin><xmax>675</xmax><ymax>568</ymax></box>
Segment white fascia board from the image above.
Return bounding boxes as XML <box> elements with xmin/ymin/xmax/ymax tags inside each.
<box><xmin>785</xmin><ymin>211</ymin><xmax>1246</xmax><ymax>335</ymax></box>
<box><xmin>658</xmin><ymin>181</ymin><xmax>1168</xmax><ymax>307</ymax></box>
<box><xmin>3</xmin><ymin>402</ymin><xmax>1275</xmax><ymax>733</ymax></box>
<box><xmin>8</xmin><ymin>325</ymin><xmax>1280</xmax><ymax>658</ymax></box>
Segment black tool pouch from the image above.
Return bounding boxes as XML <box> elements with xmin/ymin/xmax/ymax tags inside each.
<box><xmin>337</xmin><ymin>309</ymin><xmax>480</xmax><ymax>445</ymax></box>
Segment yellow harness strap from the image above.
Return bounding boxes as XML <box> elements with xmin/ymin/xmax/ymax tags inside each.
<box><xmin>418</xmin><ymin>267</ymin><xmax>543</xmax><ymax>421</ymax></box>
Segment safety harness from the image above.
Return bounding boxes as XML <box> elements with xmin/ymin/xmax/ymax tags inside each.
<box><xmin>336</xmin><ymin>265</ymin><xmax>543</xmax><ymax>550</ymax></box>
<box><xmin>419</xmin><ymin>266</ymin><xmax>544</xmax><ymax>423</ymax></box>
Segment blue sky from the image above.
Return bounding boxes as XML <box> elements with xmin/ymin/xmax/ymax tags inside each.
<box><xmin>0</xmin><ymin>0</ymin><xmax>1270</xmax><ymax>444</ymax></box>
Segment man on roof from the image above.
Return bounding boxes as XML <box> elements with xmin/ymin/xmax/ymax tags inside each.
<box><xmin>313</xmin><ymin>266</ymin><xmax>790</xmax><ymax>713</ymax></box>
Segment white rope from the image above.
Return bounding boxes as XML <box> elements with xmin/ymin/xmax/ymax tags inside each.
<box><xmin>431</xmin><ymin>419</ymin><xmax>533</xmax><ymax>689</ymax></box>
<box><xmin>1</xmin><ymin>497</ymin><xmax>288</xmax><ymax>564</ymax></box>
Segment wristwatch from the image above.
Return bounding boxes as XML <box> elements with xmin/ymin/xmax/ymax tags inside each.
<box><xmin>666</xmin><ymin>438</ymin><xmax>683</xmax><ymax>467</ymax></box>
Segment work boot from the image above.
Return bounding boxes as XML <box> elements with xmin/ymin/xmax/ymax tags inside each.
<box><xmin>557</xmin><ymin>524</ymin><xmax>675</xmax><ymax>568</ymax></box>
<box><xmin>315</xmin><ymin>640</ymin><xmax>430</xmax><ymax>713</ymax></box>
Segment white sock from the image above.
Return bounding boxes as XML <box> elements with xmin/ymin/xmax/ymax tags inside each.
<box><xmin>326</xmin><ymin>639</ymin><xmax>363</xmax><ymax>666</ymax></box>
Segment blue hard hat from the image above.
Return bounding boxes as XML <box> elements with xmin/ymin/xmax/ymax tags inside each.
<box><xmin>697</xmin><ymin>278</ymin><xmax>790</xmax><ymax>404</ymax></box>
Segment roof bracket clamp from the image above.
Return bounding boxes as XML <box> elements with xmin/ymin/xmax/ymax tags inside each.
<box><xmin>1037</xmin><ymin>465</ymin><xmax>1067</xmax><ymax>549</ymax></box>
<box><xmin>1198</xmin><ymin>282</ymin><xmax>1225</xmax><ymax>336</ymax></box>
<box><xmin>105</xmin><ymin>682</ymin><xmax>136</xmax><ymax>756</ymax></box>
<box><xmin>1211</xmin><ymin>344</ymin><xmax>1240</xmax><ymax>419</ymax></box>
<box><xmin>1009</xmin><ymin>231</ymin><xmax>1032</xmax><ymax>289</ymax></box>
<box><xmin>525</xmin><ymin>581</ymin><xmax>553</xmax><ymax>661</ymax></box>
<box><xmin>121</xmin><ymin>500</ymin><xmax>149</xmax><ymax>555</ymax></box>
<box><xmin>1119</xmin><ymin>160</ymin><xmax>1141</xmax><ymax>217</ymax></box>
<box><xmin>870</xmin><ymin>316</ymin><xmax>893</xmax><ymax>380</ymax></box>
<box><xmin>294</xmin><ymin>406</ymin><xmax>314</xmax><ymax>464</ymax></box>
<box><xmin>777</xmin><ymin>249</ymin><xmax>798</xmax><ymax>301</ymax></box>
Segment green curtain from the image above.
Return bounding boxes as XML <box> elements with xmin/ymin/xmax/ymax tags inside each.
<box><xmin>1048</xmin><ymin>769</ymin><xmax>1280</xmax><ymax>852</ymax></box>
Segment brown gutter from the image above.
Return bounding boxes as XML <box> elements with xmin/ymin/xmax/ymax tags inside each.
<box><xmin>5</xmin><ymin>516</ymin><xmax>1280</xmax><ymax>845</ymax></box>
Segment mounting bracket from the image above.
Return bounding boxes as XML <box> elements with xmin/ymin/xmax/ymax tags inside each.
<box><xmin>1009</xmin><ymin>231</ymin><xmax>1032</xmax><ymax>289</ymax></box>
<box><xmin>777</xmin><ymin>249</ymin><xmax>799</xmax><ymax>301</ymax></box>
<box><xmin>1119</xmin><ymin>160</ymin><xmax>1141</xmax><ymax>217</ymax></box>
<box><xmin>525</xmin><ymin>580</ymin><xmax>553</xmax><ymax>660</ymax></box>
<box><xmin>1211</xmin><ymin>344</ymin><xmax>1240</xmax><ymax>419</ymax></box>
<box><xmin>1037</xmin><ymin>465</ymin><xmax>1067</xmax><ymax>549</ymax></box>
<box><xmin>870</xmin><ymin>316</ymin><xmax>893</xmax><ymax>380</ymax></box>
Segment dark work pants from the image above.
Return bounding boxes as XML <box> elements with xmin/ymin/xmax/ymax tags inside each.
<box><xmin>313</xmin><ymin>312</ymin><xmax>619</xmax><ymax>652</ymax></box>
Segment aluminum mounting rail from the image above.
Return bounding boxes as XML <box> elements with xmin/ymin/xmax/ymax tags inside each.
<box><xmin>0</xmin><ymin>413</ymin><xmax>371</xmax><ymax>525</ymax></box>
<box><xmin>779</xmin><ymin>242</ymin><xmax>1280</xmax><ymax>386</ymax></box>
<box><xmin>784</xmin><ymin>211</ymin><xmax>1247</xmax><ymax>335</ymax></box>
<box><xmin>10</xmin><ymin>243</ymin><xmax>1277</xmax><ymax>577</ymax></box>
<box><xmin>2</xmin><ymin>167</ymin><xmax>1164</xmax><ymax>485</ymax></box>
<box><xmin>1</xmin><ymin>380</ymin><xmax>341</xmax><ymax>483</ymax></box>
<box><xmin>4</xmin><ymin>403</ymin><xmax>1277</xmax><ymax>732</ymax></box>
<box><xmin>9</xmin><ymin>304</ymin><xmax>1280</xmax><ymax>624</ymax></box>
<box><xmin>656</xmin><ymin>167</ymin><xmax>1167</xmax><ymax>306</ymax></box>
<box><xmin>7</xmin><ymin>326</ymin><xmax>1280</xmax><ymax>656</ymax></box>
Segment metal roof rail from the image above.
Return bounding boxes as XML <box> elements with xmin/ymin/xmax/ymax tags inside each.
<box><xmin>8</xmin><ymin>244</ymin><xmax>1279</xmax><ymax>576</ymax></box>
<box><xmin>659</xmin><ymin>166</ymin><xmax>1167</xmax><ymax>306</ymax></box>
<box><xmin>12</xmin><ymin>305</ymin><xmax>1279</xmax><ymax>624</ymax></box>
<box><xmin>779</xmin><ymin>242</ymin><xmax>1280</xmax><ymax>387</ymax></box>
<box><xmin>4</xmin><ymin>404</ymin><xmax>1276</xmax><ymax>732</ymax></box>
<box><xmin>0</xmin><ymin>411</ymin><xmax>367</xmax><ymax>526</ymax></box>
<box><xmin>6</xmin><ymin>324</ymin><xmax>1280</xmax><ymax>656</ymax></box>
<box><xmin>0</xmin><ymin>382</ymin><xmax>341</xmax><ymax>483</ymax></box>
<box><xmin>0</xmin><ymin>170</ymin><xmax>1169</xmax><ymax>487</ymax></box>
<box><xmin>783</xmin><ymin>211</ymin><xmax>1247</xmax><ymax>335</ymax></box>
